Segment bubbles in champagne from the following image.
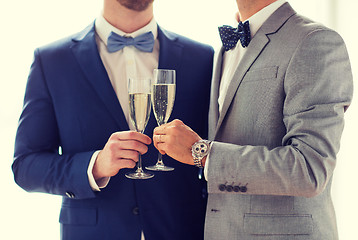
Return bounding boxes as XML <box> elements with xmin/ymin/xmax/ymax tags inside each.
<box><xmin>129</xmin><ymin>93</ymin><xmax>151</xmax><ymax>132</ymax></box>
<box><xmin>151</xmin><ymin>84</ymin><xmax>175</xmax><ymax>125</ymax></box>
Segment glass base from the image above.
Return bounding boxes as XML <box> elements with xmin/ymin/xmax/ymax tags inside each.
<box><xmin>146</xmin><ymin>164</ymin><xmax>175</xmax><ymax>172</ymax></box>
<box><xmin>125</xmin><ymin>171</ymin><xmax>154</xmax><ymax>179</ymax></box>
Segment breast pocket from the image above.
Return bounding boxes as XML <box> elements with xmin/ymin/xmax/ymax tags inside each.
<box><xmin>243</xmin><ymin>66</ymin><xmax>278</xmax><ymax>83</ymax></box>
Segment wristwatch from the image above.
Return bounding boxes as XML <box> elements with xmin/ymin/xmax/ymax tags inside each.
<box><xmin>191</xmin><ymin>140</ymin><xmax>211</xmax><ymax>168</ymax></box>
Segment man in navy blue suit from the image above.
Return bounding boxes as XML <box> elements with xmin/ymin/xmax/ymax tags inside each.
<box><xmin>12</xmin><ymin>0</ymin><xmax>214</xmax><ymax>239</ymax></box>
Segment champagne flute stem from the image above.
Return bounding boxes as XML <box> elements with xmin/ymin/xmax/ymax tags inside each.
<box><xmin>156</xmin><ymin>122</ymin><xmax>165</xmax><ymax>167</ymax></box>
<box><xmin>156</xmin><ymin>152</ymin><xmax>164</xmax><ymax>166</ymax></box>
<box><xmin>137</xmin><ymin>154</ymin><xmax>143</xmax><ymax>172</ymax></box>
<box><xmin>136</xmin><ymin>129</ymin><xmax>145</xmax><ymax>173</ymax></box>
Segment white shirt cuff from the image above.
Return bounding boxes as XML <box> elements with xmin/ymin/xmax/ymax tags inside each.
<box><xmin>87</xmin><ymin>150</ymin><xmax>110</xmax><ymax>191</ymax></box>
<box><xmin>203</xmin><ymin>142</ymin><xmax>213</xmax><ymax>181</ymax></box>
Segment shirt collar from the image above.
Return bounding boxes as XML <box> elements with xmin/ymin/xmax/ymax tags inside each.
<box><xmin>245</xmin><ymin>0</ymin><xmax>286</xmax><ymax>37</ymax></box>
<box><xmin>95</xmin><ymin>14</ymin><xmax>158</xmax><ymax>46</ymax></box>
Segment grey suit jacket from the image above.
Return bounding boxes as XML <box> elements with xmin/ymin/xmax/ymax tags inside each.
<box><xmin>205</xmin><ymin>3</ymin><xmax>353</xmax><ymax>240</ymax></box>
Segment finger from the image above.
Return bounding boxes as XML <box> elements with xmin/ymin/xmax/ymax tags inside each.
<box><xmin>112</xmin><ymin>131</ymin><xmax>152</xmax><ymax>145</ymax></box>
<box><xmin>158</xmin><ymin>148</ymin><xmax>166</xmax><ymax>155</ymax></box>
<box><xmin>118</xmin><ymin>140</ymin><xmax>149</xmax><ymax>155</ymax></box>
<box><xmin>153</xmin><ymin>134</ymin><xmax>166</xmax><ymax>146</ymax></box>
<box><xmin>152</xmin><ymin>134</ymin><xmax>160</xmax><ymax>149</ymax></box>
<box><xmin>155</xmin><ymin>142</ymin><xmax>167</xmax><ymax>155</ymax></box>
<box><xmin>152</xmin><ymin>134</ymin><xmax>166</xmax><ymax>154</ymax></box>
<box><xmin>157</xmin><ymin>134</ymin><xmax>164</xmax><ymax>143</ymax></box>
<box><xmin>116</xmin><ymin>159</ymin><xmax>137</xmax><ymax>169</ymax></box>
<box><xmin>114</xmin><ymin>149</ymin><xmax>140</xmax><ymax>162</ymax></box>
<box><xmin>153</xmin><ymin>126</ymin><xmax>164</xmax><ymax>135</ymax></box>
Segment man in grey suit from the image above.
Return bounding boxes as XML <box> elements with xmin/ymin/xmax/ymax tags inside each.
<box><xmin>153</xmin><ymin>0</ymin><xmax>353</xmax><ymax>239</ymax></box>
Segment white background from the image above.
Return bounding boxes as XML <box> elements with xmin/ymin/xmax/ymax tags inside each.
<box><xmin>1</xmin><ymin>0</ymin><xmax>357</xmax><ymax>239</ymax></box>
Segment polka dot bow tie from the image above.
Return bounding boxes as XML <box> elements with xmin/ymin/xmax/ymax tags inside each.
<box><xmin>218</xmin><ymin>21</ymin><xmax>251</xmax><ymax>51</ymax></box>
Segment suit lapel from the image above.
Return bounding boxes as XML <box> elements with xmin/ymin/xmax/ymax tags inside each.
<box><xmin>214</xmin><ymin>33</ymin><xmax>270</xmax><ymax>135</ymax></box>
<box><xmin>208</xmin><ymin>49</ymin><xmax>224</xmax><ymax>140</ymax></box>
<box><xmin>157</xmin><ymin>26</ymin><xmax>183</xmax><ymax>70</ymax></box>
<box><xmin>71</xmin><ymin>23</ymin><xmax>129</xmax><ymax>130</ymax></box>
<box><xmin>213</xmin><ymin>3</ymin><xmax>296</xmax><ymax>138</ymax></box>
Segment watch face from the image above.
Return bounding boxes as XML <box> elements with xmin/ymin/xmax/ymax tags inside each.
<box><xmin>193</xmin><ymin>142</ymin><xmax>209</xmax><ymax>156</ymax></box>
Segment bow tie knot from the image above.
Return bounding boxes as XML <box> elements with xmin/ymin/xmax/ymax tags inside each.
<box><xmin>219</xmin><ymin>21</ymin><xmax>251</xmax><ymax>51</ymax></box>
<box><xmin>107</xmin><ymin>31</ymin><xmax>155</xmax><ymax>53</ymax></box>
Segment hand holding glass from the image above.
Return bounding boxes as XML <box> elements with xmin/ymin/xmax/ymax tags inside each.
<box><xmin>146</xmin><ymin>69</ymin><xmax>176</xmax><ymax>171</ymax></box>
<box><xmin>125</xmin><ymin>77</ymin><xmax>154</xmax><ymax>179</ymax></box>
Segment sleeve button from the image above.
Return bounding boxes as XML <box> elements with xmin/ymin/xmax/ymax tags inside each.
<box><xmin>65</xmin><ymin>192</ymin><xmax>75</xmax><ymax>199</ymax></box>
<box><xmin>219</xmin><ymin>184</ymin><xmax>226</xmax><ymax>191</ymax></box>
<box><xmin>240</xmin><ymin>186</ymin><xmax>247</xmax><ymax>193</ymax></box>
<box><xmin>233</xmin><ymin>186</ymin><xmax>241</xmax><ymax>192</ymax></box>
<box><xmin>226</xmin><ymin>185</ymin><xmax>233</xmax><ymax>192</ymax></box>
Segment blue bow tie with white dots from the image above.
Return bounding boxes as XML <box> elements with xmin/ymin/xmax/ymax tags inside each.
<box><xmin>218</xmin><ymin>21</ymin><xmax>251</xmax><ymax>51</ymax></box>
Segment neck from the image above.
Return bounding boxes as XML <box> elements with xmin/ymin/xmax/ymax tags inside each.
<box><xmin>103</xmin><ymin>0</ymin><xmax>154</xmax><ymax>33</ymax></box>
<box><xmin>236</xmin><ymin>0</ymin><xmax>277</xmax><ymax>21</ymax></box>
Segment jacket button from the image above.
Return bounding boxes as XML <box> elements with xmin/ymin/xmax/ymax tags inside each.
<box><xmin>240</xmin><ymin>186</ymin><xmax>247</xmax><ymax>193</ymax></box>
<box><xmin>65</xmin><ymin>191</ymin><xmax>75</xmax><ymax>199</ymax></box>
<box><xmin>132</xmin><ymin>207</ymin><xmax>140</xmax><ymax>215</ymax></box>
<box><xmin>233</xmin><ymin>186</ymin><xmax>241</xmax><ymax>192</ymax></box>
<box><xmin>219</xmin><ymin>184</ymin><xmax>226</xmax><ymax>191</ymax></box>
<box><xmin>226</xmin><ymin>185</ymin><xmax>233</xmax><ymax>192</ymax></box>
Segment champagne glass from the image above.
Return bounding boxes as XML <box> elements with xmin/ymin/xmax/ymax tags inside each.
<box><xmin>146</xmin><ymin>69</ymin><xmax>176</xmax><ymax>171</ymax></box>
<box><xmin>125</xmin><ymin>76</ymin><xmax>154</xmax><ymax>179</ymax></box>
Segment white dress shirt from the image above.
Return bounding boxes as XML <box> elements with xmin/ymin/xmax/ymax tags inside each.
<box><xmin>205</xmin><ymin>0</ymin><xmax>287</xmax><ymax>178</ymax></box>
<box><xmin>87</xmin><ymin>14</ymin><xmax>159</xmax><ymax>191</ymax></box>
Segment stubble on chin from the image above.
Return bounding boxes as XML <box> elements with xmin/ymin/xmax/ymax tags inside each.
<box><xmin>116</xmin><ymin>0</ymin><xmax>154</xmax><ymax>11</ymax></box>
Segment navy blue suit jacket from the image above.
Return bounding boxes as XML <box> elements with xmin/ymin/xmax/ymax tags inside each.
<box><xmin>12</xmin><ymin>22</ymin><xmax>214</xmax><ymax>240</ymax></box>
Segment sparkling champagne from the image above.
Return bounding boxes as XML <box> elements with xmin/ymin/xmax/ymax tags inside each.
<box><xmin>129</xmin><ymin>93</ymin><xmax>151</xmax><ymax>133</ymax></box>
<box><xmin>152</xmin><ymin>84</ymin><xmax>175</xmax><ymax>125</ymax></box>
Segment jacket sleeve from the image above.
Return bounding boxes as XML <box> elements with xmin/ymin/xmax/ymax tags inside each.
<box><xmin>12</xmin><ymin>49</ymin><xmax>96</xmax><ymax>200</ymax></box>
